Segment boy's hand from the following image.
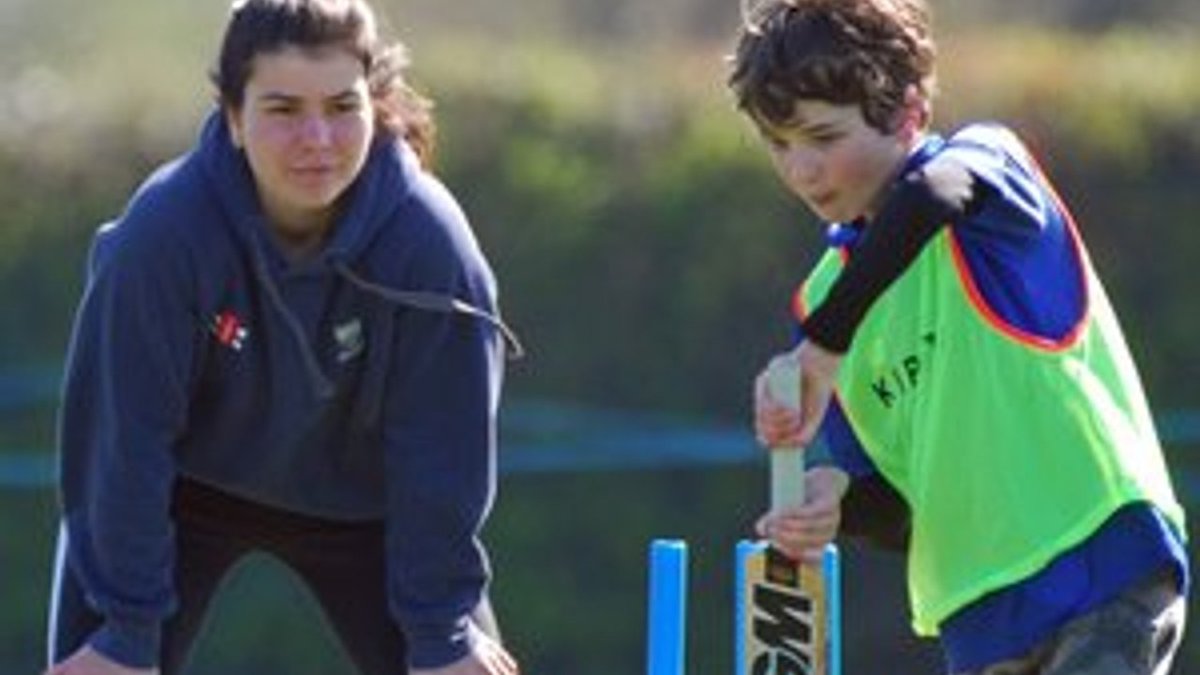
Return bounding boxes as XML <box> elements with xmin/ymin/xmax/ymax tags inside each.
<box><xmin>410</xmin><ymin>624</ymin><xmax>519</xmax><ymax>675</ymax></box>
<box><xmin>755</xmin><ymin>467</ymin><xmax>850</xmax><ymax>562</ymax></box>
<box><xmin>754</xmin><ymin>342</ymin><xmax>842</xmax><ymax>449</ymax></box>
<box><xmin>44</xmin><ymin>645</ymin><xmax>158</xmax><ymax>675</ymax></box>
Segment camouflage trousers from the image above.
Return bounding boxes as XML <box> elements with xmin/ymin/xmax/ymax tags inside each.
<box><xmin>955</xmin><ymin>566</ymin><xmax>1186</xmax><ymax>675</ymax></box>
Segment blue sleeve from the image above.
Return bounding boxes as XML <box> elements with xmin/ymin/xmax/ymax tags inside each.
<box><xmin>940</xmin><ymin>124</ymin><xmax>1051</xmax><ymax>239</ymax></box>
<box><xmin>818</xmin><ymin>401</ymin><xmax>878</xmax><ymax>478</ymax></box>
<box><xmin>942</xmin><ymin>124</ymin><xmax>1086</xmax><ymax>341</ymax></box>
<box><xmin>58</xmin><ymin>213</ymin><xmax>196</xmax><ymax>667</ymax></box>
<box><xmin>381</xmin><ymin>179</ymin><xmax>503</xmax><ymax>669</ymax></box>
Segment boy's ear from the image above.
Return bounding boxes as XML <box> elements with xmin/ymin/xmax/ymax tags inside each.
<box><xmin>894</xmin><ymin>84</ymin><xmax>930</xmax><ymax>141</ymax></box>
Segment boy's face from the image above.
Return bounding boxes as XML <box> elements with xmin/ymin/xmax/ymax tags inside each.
<box><xmin>756</xmin><ymin>99</ymin><xmax>912</xmax><ymax>224</ymax></box>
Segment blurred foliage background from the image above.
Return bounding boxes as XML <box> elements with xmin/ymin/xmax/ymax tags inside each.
<box><xmin>1</xmin><ymin>0</ymin><xmax>1197</xmax><ymax>673</ymax></box>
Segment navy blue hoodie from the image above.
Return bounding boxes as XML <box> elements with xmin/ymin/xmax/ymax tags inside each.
<box><xmin>57</xmin><ymin>110</ymin><xmax>512</xmax><ymax>668</ymax></box>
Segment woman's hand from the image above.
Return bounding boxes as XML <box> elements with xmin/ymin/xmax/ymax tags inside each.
<box><xmin>410</xmin><ymin>624</ymin><xmax>518</xmax><ymax>675</ymax></box>
<box><xmin>755</xmin><ymin>467</ymin><xmax>850</xmax><ymax>562</ymax></box>
<box><xmin>44</xmin><ymin>646</ymin><xmax>158</xmax><ymax>675</ymax></box>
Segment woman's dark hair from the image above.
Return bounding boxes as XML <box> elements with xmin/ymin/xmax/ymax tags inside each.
<box><xmin>211</xmin><ymin>0</ymin><xmax>436</xmax><ymax>167</ymax></box>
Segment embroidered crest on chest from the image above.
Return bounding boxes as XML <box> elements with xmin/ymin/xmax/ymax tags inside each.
<box><xmin>333</xmin><ymin>318</ymin><xmax>365</xmax><ymax>363</ymax></box>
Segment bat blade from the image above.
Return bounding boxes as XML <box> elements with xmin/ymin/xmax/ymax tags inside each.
<box><xmin>736</xmin><ymin>540</ymin><xmax>838</xmax><ymax>675</ymax></box>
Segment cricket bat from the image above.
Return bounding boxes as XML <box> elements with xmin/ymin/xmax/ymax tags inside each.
<box><xmin>736</xmin><ymin>354</ymin><xmax>841</xmax><ymax>675</ymax></box>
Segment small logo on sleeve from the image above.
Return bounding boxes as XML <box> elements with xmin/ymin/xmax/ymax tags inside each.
<box><xmin>210</xmin><ymin>311</ymin><xmax>249</xmax><ymax>351</ymax></box>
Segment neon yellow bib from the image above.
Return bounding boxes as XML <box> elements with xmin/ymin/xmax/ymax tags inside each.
<box><xmin>799</xmin><ymin>229</ymin><xmax>1185</xmax><ymax>636</ymax></box>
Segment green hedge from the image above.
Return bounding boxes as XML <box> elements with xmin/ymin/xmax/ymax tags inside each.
<box><xmin>2</xmin><ymin>26</ymin><xmax>1197</xmax><ymax>675</ymax></box>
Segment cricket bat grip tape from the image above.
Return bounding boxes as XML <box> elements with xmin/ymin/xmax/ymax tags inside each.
<box><xmin>765</xmin><ymin>353</ymin><xmax>806</xmax><ymax>511</ymax></box>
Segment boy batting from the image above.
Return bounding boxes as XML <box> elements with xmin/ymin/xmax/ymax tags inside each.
<box><xmin>730</xmin><ymin>1</ymin><xmax>1189</xmax><ymax>674</ymax></box>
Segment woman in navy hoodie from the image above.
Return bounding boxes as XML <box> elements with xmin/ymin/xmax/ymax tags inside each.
<box><xmin>45</xmin><ymin>1</ymin><xmax>520</xmax><ymax>674</ymax></box>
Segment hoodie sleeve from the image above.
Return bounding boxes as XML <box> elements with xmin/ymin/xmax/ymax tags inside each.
<box><xmin>380</xmin><ymin>177</ymin><xmax>504</xmax><ymax>669</ymax></box>
<box><xmin>57</xmin><ymin>209</ymin><xmax>198</xmax><ymax>667</ymax></box>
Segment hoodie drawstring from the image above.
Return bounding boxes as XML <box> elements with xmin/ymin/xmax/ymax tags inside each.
<box><xmin>248</xmin><ymin>235</ymin><xmax>338</xmax><ymax>401</ymax></box>
<box><xmin>331</xmin><ymin>260</ymin><xmax>525</xmax><ymax>360</ymax></box>
<box><xmin>243</xmin><ymin>228</ymin><xmax>525</xmax><ymax>405</ymax></box>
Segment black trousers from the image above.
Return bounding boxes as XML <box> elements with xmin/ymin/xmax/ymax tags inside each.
<box><xmin>48</xmin><ymin>478</ymin><xmax>499</xmax><ymax>675</ymax></box>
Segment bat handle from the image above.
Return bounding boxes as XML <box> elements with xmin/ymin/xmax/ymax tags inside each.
<box><xmin>770</xmin><ymin>449</ymin><xmax>805</xmax><ymax>510</ymax></box>
<box><xmin>765</xmin><ymin>353</ymin><xmax>805</xmax><ymax>509</ymax></box>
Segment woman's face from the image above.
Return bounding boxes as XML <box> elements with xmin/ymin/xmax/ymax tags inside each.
<box><xmin>227</xmin><ymin>45</ymin><xmax>374</xmax><ymax>244</ymax></box>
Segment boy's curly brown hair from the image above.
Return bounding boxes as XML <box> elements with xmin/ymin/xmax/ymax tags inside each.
<box><xmin>728</xmin><ymin>0</ymin><xmax>937</xmax><ymax>134</ymax></box>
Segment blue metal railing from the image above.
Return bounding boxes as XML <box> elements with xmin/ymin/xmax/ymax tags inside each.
<box><xmin>3</xmin><ymin>369</ymin><xmax>1199</xmax><ymax>496</ymax></box>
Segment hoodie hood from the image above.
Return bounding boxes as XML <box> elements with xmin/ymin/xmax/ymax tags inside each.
<box><xmin>190</xmin><ymin>110</ymin><xmax>520</xmax><ymax>403</ymax></box>
<box><xmin>195</xmin><ymin>108</ymin><xmax>420</xmax><ymax>266</ymax></box>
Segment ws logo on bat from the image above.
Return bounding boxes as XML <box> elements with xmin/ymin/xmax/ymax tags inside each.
<box><xmin>736</xmin><ymin>542</ymin><xmax>840</xmax><ymax>675</ymax></box>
